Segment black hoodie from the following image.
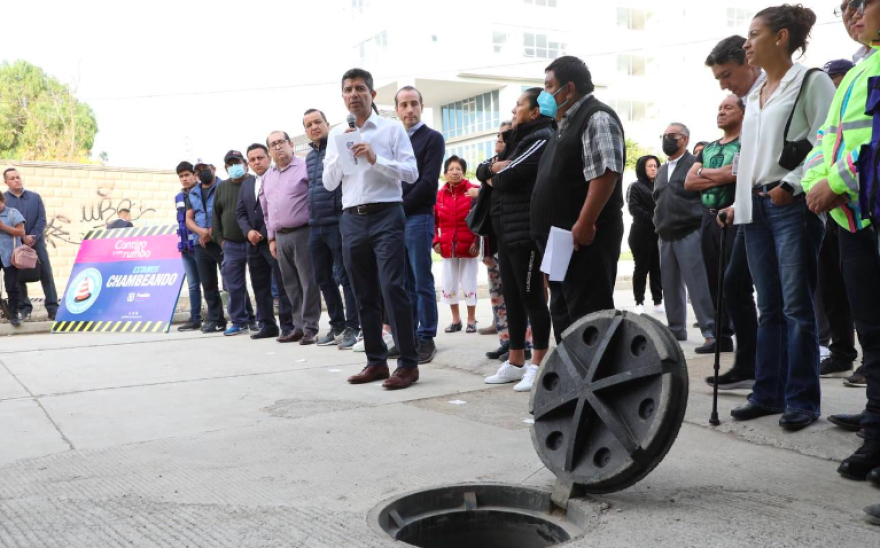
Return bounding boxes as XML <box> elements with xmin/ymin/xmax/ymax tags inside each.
<box><xmin>626</xmin><ymin>155</ymin><xmax>660</xmax><ymax>228</ymax></box>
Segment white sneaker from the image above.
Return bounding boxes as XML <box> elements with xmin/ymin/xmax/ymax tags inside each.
<box><xmin>653</xmin><ymin>303</ymin><xmax>665</xmax><ymax>314</ymax></box>
<box><xmin>382</xmin><ymin>329</ymin><xmax>394</xmax><ymax>347</ymax></box>
<box><xmin>514</xmin><ymin>364</ymin><xmax>540</xmax><ymax>392</ymax></box>
<box><xmin>634</xmin><ymin>304</ymin><xmax>645</xmax><ymax>315</ymax></box>
<box><xmin>820</xmin><ymin>345</ymin><xmax>831</xmax><ymax>361</ymax></box>
<box><xmin>485</xmin><ymin>361</ymin><xmax>526</xmax><ymax>384</ymax></box>
<box><xmin>353</xmin><ymin>331</ymin><xmax>365</xmax><ymax>352</ymax></box>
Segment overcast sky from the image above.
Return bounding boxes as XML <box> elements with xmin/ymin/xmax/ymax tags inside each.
<box><xmin>0</xmin><ymin>0</ymin><xmax>860</xmax><ymax>171</ymax></box>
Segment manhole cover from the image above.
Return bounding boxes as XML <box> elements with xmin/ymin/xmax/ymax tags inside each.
<box><xmin>530</xmin><ymin>310</ymin><xmax>688</xmax><ymax>495</ymax></box>
<box><xmin>369</xmin><ymin>484</ymin><xmax>583</xmax><ymax>548</ymax></box>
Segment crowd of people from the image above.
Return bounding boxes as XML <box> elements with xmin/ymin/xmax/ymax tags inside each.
<box><xmin>0</xmin><ymin>2</ymin><xmax>878</xmax><ymax>518</ymax></box>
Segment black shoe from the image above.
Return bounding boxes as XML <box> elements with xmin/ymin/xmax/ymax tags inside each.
<box><xmin>695</xmin><ymin>337</ymin><xmax>734</xmax><ymax>355</ymax></box>
<box><xmin>388</xmin><ymin>344</ymin><xmax>401</xmax><ymax>359</ymax></box>
<box><xmin>828</xmin><ymin>413</ymin><xmax>864</xmax><ymax>432</ymax></box>
<box><xmin>705</xmin><ymin>368</ymin><xmax>754</xmax><ymax>391</ymax></box>
<box><xmin>845</xmin><ymin>365</ymin><xmax>868</xmax><ymax>387</ymax></box>
<box><xmin>250</xmin><ymin>326</ymin><xmax>279</xmax><ymax>340</ymax></box>
<box><xmin>201</xmin><ymin>321</ymin><xmax>226</xmax><ymax>333</ymax></box>
<box><xmin>778</xmin><ymin>411</ymin><xmax>817</xmax><ymax>431</ymax></box>
<box><xmin>47</xmin><ymin>310</ymin><xmax>57</xmax><ymax>321</ymax></box>
<box><xmin>486</xmin><ymin>341</ymin><xmax>510</xmax><ymax>360</ymax></box>
<box><xmin>838</xmin><ymin>442</ymin><xmax>880</xmax><ymax>481</ymax></box>
<box><xmin>178</xmin><ymin>320</ymin><xmax>202</xmax><ymax>332</ymax></box>
<box><xmin>19</xmin><ymin>312</ymin><xmax>31</xmax><ymax>322</ymax></box>
<box><xmin>820</xmin><ymin>358</ymin><xmax>854</xmax><ymax>378</ymax></box>
<box><xmin>0</xmin><ymin>299</ymin><xmax>11</xmax><ymax>320</ymax></box>
<box><xmin>865</xmin><ymin>503</ymin><xmax>880</xmax><ymax>525</ymax></box>
<box><xmin>9</xmin><ymin>314</ymin><xmax>21</xmax><ymax>328</ymax></box>
<box><xmin>673</xmin><ymin>331</ymin><xmax>688</xmax><ymax>342</ymax></box>
<box><xmin>249</xmin><ymin>322</ymin><xmax>260</xmax><ymax>332</ymax></box>
<box><xmin>868</xmin><ymin>467</ymin><xmax>880</xmax><ymax>487</ymax></box>
<box><xmin>731</xmin><ymin>402</ymin><xmax>778</xmax><ymax>421</ymax></box>
<box><xmin>859</xmin><ymin>429</ymin><xmax>866</xmax><ymax>439</ymax></box>
<box><xmin>418</xmin><ymin>339</ymin><xmax>437</xmax><ymax>364</ymax></box>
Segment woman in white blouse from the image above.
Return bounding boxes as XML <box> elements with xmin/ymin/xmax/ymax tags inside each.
<box><xmin>720</xmin><ymin>4</ymin><xmax>835</xmax><ymax>431</ymax></box>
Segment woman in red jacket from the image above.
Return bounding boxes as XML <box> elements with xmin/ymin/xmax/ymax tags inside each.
<box><xmin>434</xmin><ymin>156</ymin><xmax>481</xmax><ymax>333</ymax></box>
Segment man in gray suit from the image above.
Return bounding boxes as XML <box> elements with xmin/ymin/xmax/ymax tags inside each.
<box><xmin>653</xmin><ymin>123</ymin><xmax>718</xmax><ymax>352</ymax></box>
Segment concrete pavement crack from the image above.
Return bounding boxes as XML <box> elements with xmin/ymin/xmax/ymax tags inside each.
<box><xmin>0</xmin><ymin>355</ymin><xmax>76</xmax><ymax>451</ymax></box>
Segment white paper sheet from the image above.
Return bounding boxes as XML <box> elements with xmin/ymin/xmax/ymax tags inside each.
<box><xmin>334</xmin><ymin>131</ymin><xmax>368</xmax><ymax>175</ymax></box>
<box><xmin>539</xmin><ymin>226</ymin><xmax>574</xmax><ymax>282</ymax></box>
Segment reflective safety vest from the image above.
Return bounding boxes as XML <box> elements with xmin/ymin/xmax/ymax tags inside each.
<box><xmin>802</xmin><ymin>49</ymin><xmax>880</xmax><ymax>232</ymax></box>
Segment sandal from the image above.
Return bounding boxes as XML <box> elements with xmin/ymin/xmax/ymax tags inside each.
<box><xmin>466</xmin><ymin>322</ymin><xmax>478</xmax><ymax>333</ymax></box>
<box><xmin>445</xmin><ymin>322</ymin><xmax>463</xmax><ymax>333</ymax></box>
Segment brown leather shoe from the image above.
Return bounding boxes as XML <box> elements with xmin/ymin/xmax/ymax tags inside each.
<box><xmin>277</xmin><ymin>329</ymin><xmax>304</xmax><ymax>343</ymax></box>
<box><xmin>478</xmin><ymin>325</ymin><xmax>497</xmax><ymax>335</ymax></box>
<box><xmin>382</xmin><ymin>367</ymin><xmax>419</xmax><ymax>390</ymax></box>
<box><xmin>300</xmin><ymin>331</ymin><xmax>317</xmax><ymax>345</ymax></box>
<box><xmin>348</xmin><ymin>363</ymin><xmax>390</xmax><ymax>384</ymax></box>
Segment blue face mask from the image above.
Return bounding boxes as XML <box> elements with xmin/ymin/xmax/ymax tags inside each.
<box><xmin>227</xmin><ymin>164</ymin><xmax>246</xmax><ymax>179</ymax></box>
<box><xmin>537</xmin><ymin>85</ymin><xmax>570</xmax><ymax>118</ymax></box>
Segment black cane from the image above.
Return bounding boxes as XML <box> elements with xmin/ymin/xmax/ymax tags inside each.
<box><xmin>709</xmin><ymin>211</ymin><xmax>729</xmax><ymax>426</ymax></box>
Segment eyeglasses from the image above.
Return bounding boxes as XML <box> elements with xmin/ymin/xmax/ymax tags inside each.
<box><xmin>847</xmin><ymin>0</ymin><xmax>871</xmax><ymax>15</ymax></box>
<box><xmin>268</xmin><ymin>139</ymin><xmax>289</xmax><ymax>149</ymax></box>
<box><xmin>660</xmin><ymin>133</ymin><xmax>684</xmax><ymax>141</ymax></box>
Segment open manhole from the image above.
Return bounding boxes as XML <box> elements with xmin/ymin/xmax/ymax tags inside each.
<box><xmin>369</xmin><ymin>484</ymin><xmax>583</xmax><ymax>548</ymax></box>
<box><xmin>370</xmin><ymin>310</ymin><xmax>688</xmax><ymax>546</ymax></box>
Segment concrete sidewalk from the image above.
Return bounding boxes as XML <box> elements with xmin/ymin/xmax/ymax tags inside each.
<box><xmin>0</xmin><ymin>290</ymin><xmax>877</xmax><ymax>547</ymax></box>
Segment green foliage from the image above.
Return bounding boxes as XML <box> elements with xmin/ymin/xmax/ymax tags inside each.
<box><xmin>0</xmin><ymin>60</ymin><xmax>98</xmax><ymax>162</ymax></box>
<box><xmin>625</xmin><ymin>138</ymin><xmax>650</xmax><ymax>172</ymax></box>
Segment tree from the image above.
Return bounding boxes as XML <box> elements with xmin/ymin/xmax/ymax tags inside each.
<box><xmin>0</xmin><ymin>60</ymin><xmax>98</xmax><ymax>162</ymax></box>
<box><xmin>625</xmin><ymin>138</ymin><xmax>652</xmax><ymax>172</ymax></box>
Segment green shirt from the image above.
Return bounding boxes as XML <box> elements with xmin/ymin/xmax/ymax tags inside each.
<box><xmin>696</xmin><ymin>137</ymin><xmax>740</xmax><ymax>209</ymax></box>
<box><xmin>212</xmin><ymin>177</ymin><xmax>250</xmax><ymax>245</ymax></box>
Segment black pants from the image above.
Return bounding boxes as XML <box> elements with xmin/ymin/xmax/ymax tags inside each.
<box><xmin>628</xmin><ymin>223</ymin><xmax>661</xmax><ymax>305</ymax></box>
<box><xmin>497</xmin><ymin>234</ymin><xmax>551</xmax><ymax>351</ymax></box>
<box><xmin>194</xmin><ymin>242</ymin><xmax>225</xmax><ymax>325</ymax></box>
<box><xmin>816</xmin><ymin>222</ymin><xmax>858</xmax><ymax>363</ymax></box>
<box><xmin>340</xmin><ymin>204</ymin><xmax>418</xmax><ymax>368</ymax></box>
<box><xmin>1</xmin><ymin>262</ymin><xmax>19</xmax><ymax>314</ymax></box>
<box><xmin>701</xmin><ymin>210</ymin><xmax>735</xmax><ymax>339</ymax></box>
<box><xmin>538</xmin><ymin>217</ymin><xmax>624</xmax><ymax>343</ymax></box>
<box><xmin>724</xmin><ymin>226</ymin><xmax>758</xmax><ymax>376</ymax></box>
<box><xmin>248</xmin><ymin>240</ymin><xmax>294</xmax><ymax>332</ymax></box>
<box><xmin>838</xmin><ymin>226</ymin><xmax>880</xmax><ymax>441</ymax></box>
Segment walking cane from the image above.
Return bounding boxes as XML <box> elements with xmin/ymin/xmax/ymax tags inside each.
<box><xmin>709</xmin><ymin>211</ymin><xmax>729</xmax><ymax>426</ymax></box>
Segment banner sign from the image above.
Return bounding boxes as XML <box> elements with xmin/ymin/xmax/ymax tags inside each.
<box><xmin>53</xmin><ymin>226</ymin><xmax>185</xmax><ymax>333</ymax></box>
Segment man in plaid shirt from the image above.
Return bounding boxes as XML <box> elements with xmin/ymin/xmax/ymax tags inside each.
<box><xmin>531</xmin><ymin>56</ymin><xmax>626</xmax><ymax>341</ymax></box>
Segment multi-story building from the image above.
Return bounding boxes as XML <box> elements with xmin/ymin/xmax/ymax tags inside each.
<box><xmin>302</xmin><ymin>0</ymin><xmax>850</xmax><ymax>172</ymax></box>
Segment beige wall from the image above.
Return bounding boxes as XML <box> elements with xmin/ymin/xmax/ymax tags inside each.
<box><xmin>2</xmin><ymin>162</ymin><xmax>181</xmax><ymax>300</ymax></box>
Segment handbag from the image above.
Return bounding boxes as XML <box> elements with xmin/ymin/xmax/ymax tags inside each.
<box><xmin>779</xmin><ymin>68</ymin><xmax>822</xmax><ymax>171</ymax></box>
<box><xmin>12</xmin><ymin>237</ymin><xmax>40</xmax><ymax>282</ymax></box>
<box><xmin>465</xmin><ymin>185</ymin><xmax>493</xmax><ymax>237</ymax></box>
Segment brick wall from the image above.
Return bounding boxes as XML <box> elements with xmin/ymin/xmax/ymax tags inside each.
<box><xmin>2</xmin><ymin>161</ymin><xmax>181</xmax><ymax>300</ymax></box>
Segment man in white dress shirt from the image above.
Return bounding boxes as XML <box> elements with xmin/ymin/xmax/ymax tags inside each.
<box><xmin>323</xmin><ymin>68</ymin><xmax>421</xmax><ymax>390</ymax></box>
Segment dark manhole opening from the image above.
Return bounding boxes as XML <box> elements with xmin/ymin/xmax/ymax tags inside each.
<box><xmin>370</xmin><ymin>484</ymin><xmax>582</xmax><ymax>548</ymax></box>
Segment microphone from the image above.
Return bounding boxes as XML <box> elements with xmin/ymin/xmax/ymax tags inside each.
<box><xmin>347</xmin><ymin>114</ymin><xmax>356</xmax><ymax>129</ymax></box>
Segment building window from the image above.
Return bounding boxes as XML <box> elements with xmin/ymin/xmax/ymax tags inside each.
<box><xmin>523</xmin><ymin>32</ymin><xmax>565</xmax><ymax>59</ymax></box>
<box><xmin>617</xmin><ymin>54</ymin><xmax>647</xmax><ymax>76</ymax></box>
<box><xmin>493</xmin><ymin>31</ymin><xmax>508</xmax><ymax>54</ymax></box>
<box><xmin>351</xmin><ymin>0</ymin><xmax>371</xmax><ymax>14</ymax></box>
<box><xmin>727</xmin><ymin>7</ymin><xmax>750</xmax><ymax>28</ymax></box>
<box><xmin>356</xmin><ymin>30</ymin><xmax>388</xmax><ymax>64</ymax></box>
<box><xmin>445</xmin><ymin>137</ymin><xmax>497</xmax><ymax>173</ymax></box>
<box><xmin>617</xmin><ymin>7</ymin><xmax>652</xmax><ymax>31</ymax></box>
<box><xmin>523</xmin><ymin>0</ymin><xmax>558</xmax><ymax>6</ymax></box>
<box><xmin>441</xmin><ymin>90</ymin><xmax>501</xmax><ymax>139</ymax></box>
<box><xmin>610</xmin><ymin>100</ymin><xmax>653</xmax><ymax>123</ymax></box>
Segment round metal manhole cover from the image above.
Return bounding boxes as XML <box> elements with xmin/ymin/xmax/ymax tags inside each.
<box><xmin>530</xmin><ymin>310</ymin><xmax>688</xmax><ymax>494</ymax></box>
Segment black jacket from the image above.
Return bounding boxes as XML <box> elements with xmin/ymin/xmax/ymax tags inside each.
<box><xmin>482</xmin><ymin>116</ymin><xmax>555</xmax><ymax>248</ymax></box>
<box><xmin>236</xmin><ymin>175</ymin><xmax>268</xmax><ymax>242</ymax></box>
<box><xmin>653</xmin><ymin>152</ymin><xmax>702</xmax><ymax>241</ymax></box>
<box><xmin>627</xmin><ymin>155</ymin><xmax>660</xmax><ymax>228</ymax></box>
<box><xmin>403</xmin><ymin>124</ymin><xmax>445</xmax><ymax>217</ymax></box>
<box><xmin>307</xmin><ymin>139</ymin><xmax>343</xmax><ymax>226</ymax></box>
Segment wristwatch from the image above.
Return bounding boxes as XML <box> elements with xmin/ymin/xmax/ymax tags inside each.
<box><xmin>779</xmin><ymin>182</ymin><xmax>795</xmax><ymax>195</ymax></box>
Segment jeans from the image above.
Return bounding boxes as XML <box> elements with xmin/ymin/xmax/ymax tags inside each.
<box><xmin>405</xmin><ymin>213</ymin><xmax>438</xmax><ymax>341</ymax></box>
<box><xmin>341</xmin><ymin>204</ymin><xmax>418</xmax><ymax>369</ymax></box>
<box><xmin>744</xmin><ymin>195</ymin><xmax>824</xmax><ymax>417</ymax></box>
<box><xmin>309</xmin><ymin>224</ymin><xmax>359</xmax><ymax>332</ymax></box>
<box><xmin>838</xmin><ymin>226</ymin><xmax>880</xmax><ymax>441</ymax></box>
<box><xmin>181</xmin><ymin>250</ymin><xmax>202</xmax><ymax>322</ymax></box>
<box><xmin>194</xmin><ymin>242</ymin><xmax>225</xmax><ymax>325</ymax></box>
<box><xmin>724</xmin><ymin>226</ymin><xmax>758</xmax><ymax>376</ymax></box>
<box><xmin>221</xmin><ymin>241</ymin><xmax>254</xmax><ymax>328</ymax></box>
<box><xmin>17</xmin><ymin>240</ymin><xmax>58</xmax><ymax>315</ymax></box>
<box><xmin>1</xmin><ymin>263</ymin><xmax>19</xmax><ymax>313</ymax></box>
